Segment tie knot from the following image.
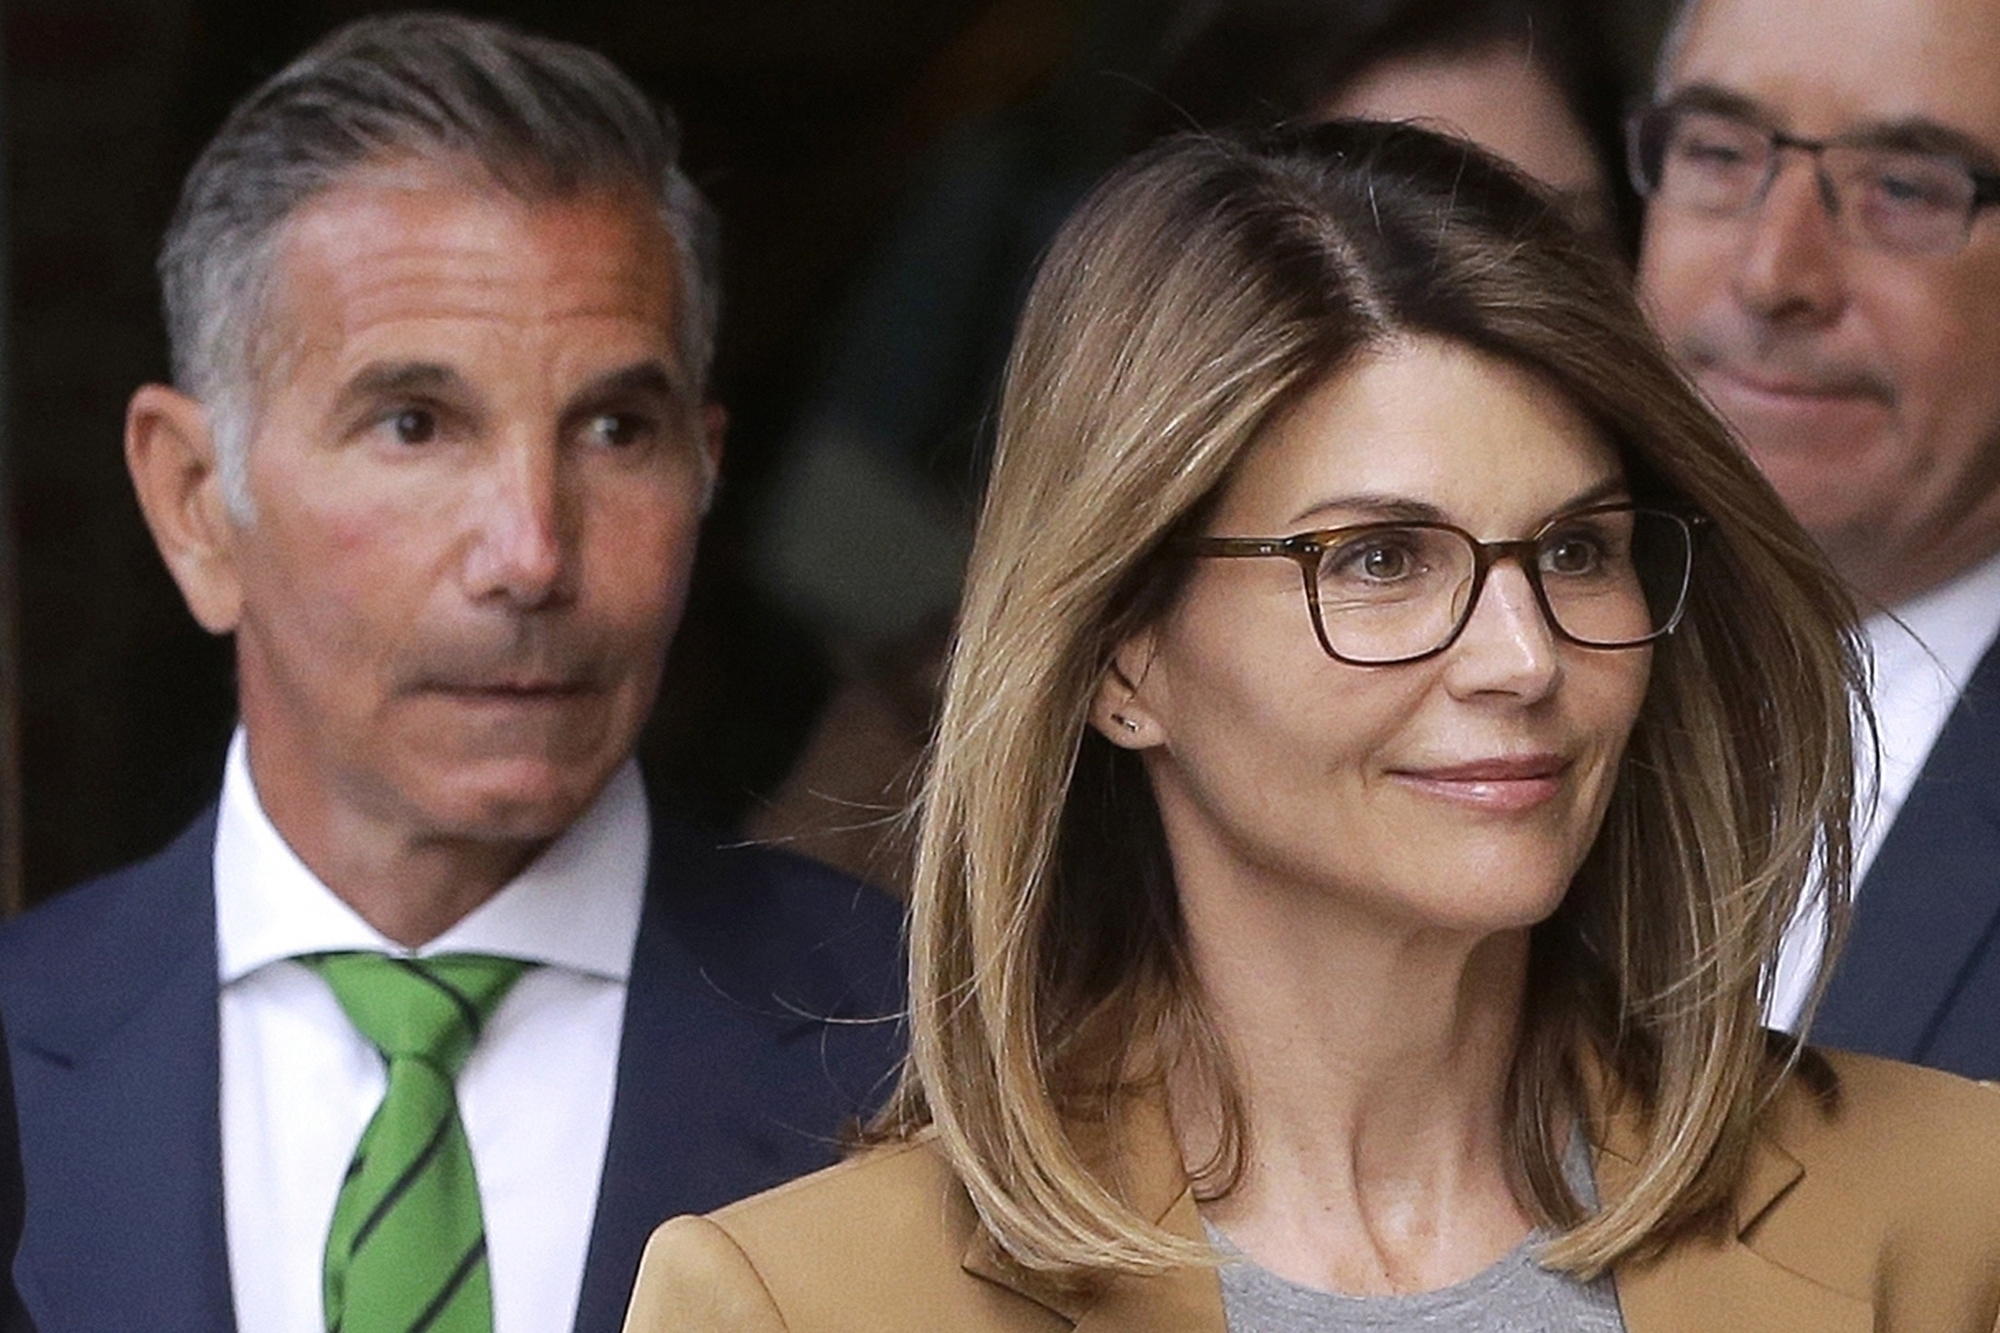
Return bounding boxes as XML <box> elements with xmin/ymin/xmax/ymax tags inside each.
<box><xmin>305</xmin><ymin>952</ymin><xmax>530</xmax><ymax>1075</ymax></box>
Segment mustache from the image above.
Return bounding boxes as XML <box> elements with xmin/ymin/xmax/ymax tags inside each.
<box><xmin>397</xmin><ymin>620</ymin><xmax>617</xmax><ymax>693</ymax></box>
<box><xmin>1675</xmin><ymin>323</ymin><xmax>1897</xmax><ymax>406</ymax></box>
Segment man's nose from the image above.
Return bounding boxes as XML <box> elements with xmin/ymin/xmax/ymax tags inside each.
<box><xmin>1730</xmin><ymin>156</ymin><xmax>1847</xmax><ymax>325</ymax></box>
<box><xmin>463</xmin><ymin>439</ymin><xmax>574</xmax><ymax>608</ymax></box>
<box><xmin>1443</xmin><ymin>561</ymin><xmax>1561</xmax><ymax>703</ymax></box>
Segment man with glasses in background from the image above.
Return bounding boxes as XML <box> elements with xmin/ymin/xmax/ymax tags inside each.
<box><xmin>1631</xmin><ymin>0</ymin><xmax>2000</xmax><ymax>1076</ymax></box>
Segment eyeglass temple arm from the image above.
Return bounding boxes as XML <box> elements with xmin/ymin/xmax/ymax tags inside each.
<box><xmin>1180</xmin><ymin>537</ymin><xmax>1304</xmax><ymax>558</ymax></box>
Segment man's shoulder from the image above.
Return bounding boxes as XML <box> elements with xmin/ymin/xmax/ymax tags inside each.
<box><xmin>0</xmin><ymin>810</ymin><xmax>216</xmax><ymax>984</ymax></box>
<box><xmin>0</xmin><ymin>808</ymin><xmax>218</xmax><ymax>1060</ymax></box>
<box><xmin>648</xmin><ymin>814</ymin><xmax>901</xmax><ymax>927</ymax></box>
<box><xmin>642</xmin><ymin>813</ymin><xmax>905</xmax><ymax>1000</ymax></box>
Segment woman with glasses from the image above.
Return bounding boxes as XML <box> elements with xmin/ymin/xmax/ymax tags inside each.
<box><xmin>624</xmin><ymin>121</ymin><xmax>2000</xmax><ymax>1332</ymax></box>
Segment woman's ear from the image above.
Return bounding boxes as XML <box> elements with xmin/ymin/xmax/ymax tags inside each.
<box><xmin>1088</xmin><ymin>629</ymin><xmax>1164</xmax><ymax>749</ymax></box>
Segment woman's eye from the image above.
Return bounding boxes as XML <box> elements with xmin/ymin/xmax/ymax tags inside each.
<box><xmin>1541</xmin><ymin>536</ymin><xmax>1605</xmax><ymax>576</ymax></box>
<box><xmin>1359</xmin><ymin>545</ymin><xmax>1410</xmax><ymax>579</ymax></box>
<box><xmin>1326</xmin><ymin>538</ymin><xmax>1421</xmax><ymax>583</ymax></box>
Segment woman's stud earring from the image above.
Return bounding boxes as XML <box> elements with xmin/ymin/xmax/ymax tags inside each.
<box><xmin>1113</xmin><ymin>714</ymin><xmax>1139</xmax><ymax>733</ymax></box>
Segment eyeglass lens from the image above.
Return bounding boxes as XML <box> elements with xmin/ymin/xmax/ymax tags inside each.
<box><xmin>1637</xmin><ymin>106</ymin><xmax>1980</xmax><ymax>253</ymax></box>
<box><xmin>1310</xmin><ymin>509</ymin><xmax>1691</xmax><ymax>664</ymax></box>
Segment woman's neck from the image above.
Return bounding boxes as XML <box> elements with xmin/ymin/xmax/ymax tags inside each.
<box><xmin>1173</xmin><ymin>878</ymin><xmax>1537</xmax><ymax>1296</ymax></box>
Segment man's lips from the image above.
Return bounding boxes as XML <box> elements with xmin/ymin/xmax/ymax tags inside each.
<box><xmin>1388</xmin><ymin>755</ymin><xmax>1569</xmax><ymax>811</ymax></box>
<box><xmin>1695</xmin><ymin>362</ymin><xmax>1893</xmax><ymax>410</ymax></box>
<box><xmin>420</xmin><ymin>678</ymin><xmax>596</xmax><ymax>701</ymax></box>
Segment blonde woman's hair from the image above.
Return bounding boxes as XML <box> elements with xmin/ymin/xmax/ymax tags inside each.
<box><xmin>877</xmin><ymin>121</ymin><xmax>1861</xmax><ymax>1281</ymax></box>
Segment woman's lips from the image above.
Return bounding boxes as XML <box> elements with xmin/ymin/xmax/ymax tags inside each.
<box><xmin>1389</xmin><ymin>755</ymin><xmax>1568</xmax><ymax>812</ymax></box>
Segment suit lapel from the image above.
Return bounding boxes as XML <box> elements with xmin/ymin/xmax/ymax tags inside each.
<box><xmin>4</xmin><ymin>812</ymin><xmax>236</xmax><ymax>1331</ymax></box>
<box><xmin>572</xmin><ymin>819</ymin><xmax>867</xmax><ymax>1333</ymax></box>
<box><xmin>1816</xmin><ymin>631</ymin><xmax>2000</xmax><ymax>1065</ymax></box>
<box><xmin>571</xmin><ymin>830</ymin><xmax>719</xmax><ymax>1333</ymax></box>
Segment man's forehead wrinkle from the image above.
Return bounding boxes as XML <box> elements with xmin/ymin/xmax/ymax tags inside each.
<box><xmin>283</xmin><ymin>245</ymin><xmax>681</xmax><ymax>385</ymax></box>
<box><xmin>281</xmin><ymin>183</ymin><xmax>680</xmax><ymax>325</ymax></box>
<box><xmin>1669</xmin><ymin>0</ymin><xmax>2000</xmax><ymax>142</ymax></box>
<box><xmin>245</xmin><ymin>167</ymin><xmax>689</xmax><ymax>441</ymax></box>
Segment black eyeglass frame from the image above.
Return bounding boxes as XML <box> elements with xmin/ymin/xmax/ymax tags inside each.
<box><xmin>1180</xmin><ymin>502</ymin><xmax>1705</xmax><ymax>667</ymax></box>
<box><xmin>1625</xmin><ymin>101</ymin><xmax>2000</xmax><ymax>253</ymax></box>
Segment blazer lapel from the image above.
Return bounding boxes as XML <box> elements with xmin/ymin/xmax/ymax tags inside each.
<box><xmin>1604</xmin><ymin>1105</ymin><xmax>1868</xmax><ymax>1333</ymax></box>
<box><xmin>947</xmin><ymin>1078</ymin><xmax>1883</xmax><ymax>1333</ymax></box>
<box><xmin>1068</xmin><ymin>1190</ymin><xmax>1228</xmax><ymax>1333</ymax></box>
<box><xmin>1816</xmin><ymin>631</ymin><xmax>2000</xmax><ymax>1066</ymax></box>
<box><xmin>1615</xmin><ymin>1238</ymin><xmax>1870</xmax><ymax>1333</ymax></box>
<box><xmin>3</xmin><ymin>812</ymin><xmax>235</xmax><ymax>1331</ymax></box>
<box><xmin>957</xmin><ymin>1094</ymin><xmax>1228</xmax><ymax>1333</ymax></box>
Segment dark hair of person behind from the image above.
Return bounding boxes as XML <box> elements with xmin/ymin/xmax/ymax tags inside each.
<box><xmin>884</xmin><ymin>120</ymin><xmax>1861</xmax><ymax>1280</ymax></box>
<box><xmin>1139</xmin><ymin>0</ymin><xmax>1638</xmax><ymax>252</ymax></box>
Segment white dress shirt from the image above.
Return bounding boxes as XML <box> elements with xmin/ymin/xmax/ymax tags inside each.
<box><xmin>215</xmin><ymin>730</ymin><xmax>649</xmax><ymax>1333</ymax></box>
<box><xmin>1767</xmin><ymin>547</ymin><xmax>2000</xmax><ymax>1032</ymax></box>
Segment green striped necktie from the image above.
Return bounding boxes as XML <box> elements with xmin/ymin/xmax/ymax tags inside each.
<box><xmin>304</xmin><ymin>952</ymin><xmax>531</xmax><ymax>1333</ymax></box>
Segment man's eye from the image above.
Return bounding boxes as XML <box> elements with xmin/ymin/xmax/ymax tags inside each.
<box><xmin>588</xmin><ymin>413</ymin><xmax>655</xmax><ymax>448</ymax></box>
<box><xmin>389</xmin><ymin>408</ymin><xmax>437</xmax><ymax>445</ymax></box>
<box><xmin>1864</xmin><ymin>158</ymin><xmax>1963</xmax><ymax>212</ymax></box>
<box><xmin>1676</xmin><ymin>134</ymin><xmax>1747</xmax><ymax>167</ymax></box>
<box><xmin>1665</xmin><ymin>113</ymin><xmax>1766</xmax><ymax>177</ymax></box>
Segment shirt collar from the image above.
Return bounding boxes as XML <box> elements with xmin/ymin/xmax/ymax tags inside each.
<box><xmin>215</xmin><ymin>729</ymin><xmax>649</xmax><ymax>986</ymax></box>
<box><xmin>1867</xmin><ymin>543</ymin><xmax>2000</xmax><ymax>703</ymax></box>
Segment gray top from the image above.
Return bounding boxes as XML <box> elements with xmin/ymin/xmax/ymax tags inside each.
<box><xmin>1208</xmin><ymin>1139</ymin><xmax>1626</xmax><ymax>1333</ymax></box>
<box><xmin>1210</xmin><ymin>1225</ymin><xmax>1624</xmax><ymax>1332</ymax></box>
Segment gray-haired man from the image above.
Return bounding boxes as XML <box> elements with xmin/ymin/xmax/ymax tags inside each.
<box><xmin>0</xmin><ymin>14</ymin><xmax>902</xmax><ymax>1332</ymax></box>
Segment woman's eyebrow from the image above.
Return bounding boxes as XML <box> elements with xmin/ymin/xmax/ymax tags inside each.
<box><xmin>1286</xmin><ymin>493</ymin><xmax>1443</xmax><ymax>527</ymax></box>
<box><xmin>1286</xmin><ymin>475</ymin><xmax>1629</xmax><ymax>530</ymax></box>
<box><xmin>1555</xmin><ymin>475</ymin><xmax>1633</xmax><ymax>512</ymax></box>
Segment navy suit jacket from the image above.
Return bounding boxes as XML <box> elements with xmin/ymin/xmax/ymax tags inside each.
<box><xmin>0</xmin><ymin>1012</ymin><xmax>27</xmax><ymax>1333</ymax></box>
<box><xmin>1816</xmin><ymin>630</ymin><xmax>2000</xmax><ymax>1078</ymax></box>
<box><xmin>0</xmin><ymin>804</ymin><xmax>905</xmax><ymax>1333</ymax></box>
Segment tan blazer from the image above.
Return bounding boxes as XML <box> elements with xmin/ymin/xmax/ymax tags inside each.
<box><xmin>624</xmin><ymin>1051</ymin><xmax>2000</xmax><ymax>1332</ymax></box>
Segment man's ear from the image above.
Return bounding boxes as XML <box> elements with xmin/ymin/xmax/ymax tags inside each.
<box><xmin>125</xmin><ymin>384</ymin><xmax>245</xmax><ymax>635</ymax></box>
<box><xmin>698</xmin><ymin>402</ymin><xmax>727</xmax><ymax>513</ymax></box>
<box><xmin>1088</xmin><ymin>628</ymin><xmax>1164</xmax><ymax>749</ymax></box>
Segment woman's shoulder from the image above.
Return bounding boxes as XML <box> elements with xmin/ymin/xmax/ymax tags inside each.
<box><xmin>625</xmin><ymin>1132</ymin><xmax>1073</xmax><ymax>1333</ymax></box>
<box><xmin>1772</xmin><ymin>1048</ymin><xmax>2000</xmax><ymax>1186</ymax></box>
<box><xmin>1749</xmin><ymin>1048</ymin><xmax>2000</xmax><ymax>1308</ymax></box>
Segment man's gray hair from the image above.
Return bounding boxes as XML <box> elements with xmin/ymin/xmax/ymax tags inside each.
<box><xmin>159</xmin><ymin>11</ymin><xmax>720</xmax><ymax>513</ymax></box>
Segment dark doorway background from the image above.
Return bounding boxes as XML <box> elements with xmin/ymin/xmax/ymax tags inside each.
<box><xmin>3</xmin><ymin>0</ymin><xmax>1671</xmax><ymax>909</ymax></box>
